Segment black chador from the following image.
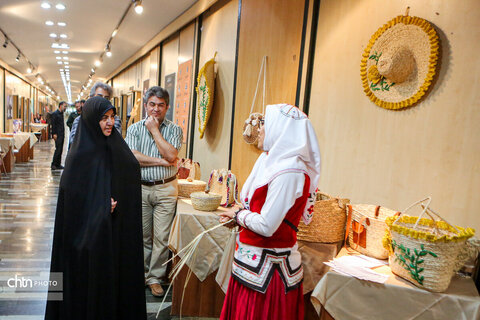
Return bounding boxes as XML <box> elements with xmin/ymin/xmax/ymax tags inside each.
<box><xmin>45</xmin><ymin>97</ymin><xmax>147</xmax><ymax>320</ymax></box>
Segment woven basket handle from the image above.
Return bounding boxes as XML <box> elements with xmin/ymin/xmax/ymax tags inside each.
<box><xmin>318</xmin><ymin>192</ymin><xmax>347</xmax><ymax>210</ymax></box>
<box><xmin>417</xmin><ymin>204</ymin><xmax>460</xmax><ymax>235</ymax></box>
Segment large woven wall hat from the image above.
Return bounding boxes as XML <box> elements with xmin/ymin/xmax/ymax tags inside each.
<box><xmin>360</xmin><ymin>14</ymin><xmax>440</xmax><ymax>110</ymax></box>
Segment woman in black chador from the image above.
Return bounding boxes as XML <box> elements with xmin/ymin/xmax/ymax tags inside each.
<box><xmin>45</xmin><ymin>96</ymin><xmax>147</xmax><ymax>320</ymax></box>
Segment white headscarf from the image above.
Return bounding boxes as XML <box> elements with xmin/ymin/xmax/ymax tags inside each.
<box><xmin>240</xmin><ymin>104</ymin><xmax>321</xmax><ymax>224</ymax></box>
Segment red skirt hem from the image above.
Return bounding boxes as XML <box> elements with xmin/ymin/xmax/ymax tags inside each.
<box><xmin>220</xmin><ymin>270</ymin><xmax>304</xmax><ymax>320</ymax></box>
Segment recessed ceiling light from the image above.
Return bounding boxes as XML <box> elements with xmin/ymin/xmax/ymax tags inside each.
<box><xmin>41</xmin><ymin>2</ymin><xmax>51</xmax><ymax>9</ymax></box>
<box><xmin>56</xmin><ymin>57</ymin><xmax>61</xmax><ymax>60</ymax></box>
<box><xmin>57</xmin><ymin>22</ymin><xmax>66</xmax><ymax>27</ymax></box>
<box><xmin>45</xmin><ymin>21</ymin><xmax>54</xmax><ymax>26</ymax></box>
<box><xmin>57</xmin><ymin>61</ymin><xmax>63</xmax><ymax>64</ymax></box>
<box><xmin>55</xmin><ymin>3</ymin><xmax>66</xmax><ymax>10</ymax></box>
<box><xmin>94</xmin><ymin>60</ymin><xmax>101</xmax><ymax>67</ymax></box>
<box><xmin>64</xmin><ymin>62</ymin><xmax>69</xmax><ymax>65</ymax></box>
<box><xmin>54</xmin><ymin>50</ymin><xmax>60</xmax><ymax>54</ymax></box>
<box><xmin>62</xmin><ymin>51</ymin><xmax>68</xmax><ymax>54</ymax></box>
<box><xmin>60</xmin><ymin>69</ymin><xmax>64</xmax><ymax>71</ymax></box>
<box><xmin>27</xmin><ymin>67</ymin><xmax>32</xmax><ymax>73</ymax></box>
<box><xmin>64</xmin><ymin>66</ymin><xmax>70</xmax><ymax>69</ymax></box>
<box><xmin>60</xmin><ymin>34</ymin><xmax>67</xmax><ymax>39</ymax></box>
<box><xmin>49</xmin><ymin>33</ymin><xmax>57</xmax><ymax>38</ymax></box>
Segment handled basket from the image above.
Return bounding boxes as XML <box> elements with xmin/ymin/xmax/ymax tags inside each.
<box><xmin>383</xmin><ymin>197</ymin><xmax>475</xmax><ymax>292</ymax></box>
<box><xmin>297</xmin><ymin>192</ymin><xmax>349</xmax><ymax>243</ymax></box>
<box><xmin>346</xmin><ymin>204</ymin><xmax>400</xmax><ymax>259</ymax></box>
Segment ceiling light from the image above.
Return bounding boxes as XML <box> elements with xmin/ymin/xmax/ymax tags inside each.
<box><xmin>89</xmin><ymin>79</ymin><xmax>92</xmax><ymax>83</ymax></box>
<box><xmin>55</xmin><ymin>3</ymin><xmax>66</xmax><ymax>10</ymax></box>
<box><xmin>56</xmin><ymin>56</ymin><xmax>61</xmax><ymax>60</ymax></box>
<box><xmin>15</xmin><ymin>53</ymin><xmax>20</xmax><ymax>62</ymax></box>
<box><xmin>134</xmin><ymin>0</ymin><xmax>143</xmax><ymax>14</ymax></box>
<box><xmin>60</xmin><ymin>69</ymin><xmax>64</xmax><ymax>71</ymax></box>
<box><xmin>91</xmin><ymin>68</ymin><xmax>95</xmax><ymax>73</ymax></box>
<box><xmin>27</xmin><ymin>67</ymin><xmax>32</xmax><ymax>73</ymax></box>
<box><xmin>57</xmin><ymin>22</ymin><xmax>66</xmax><ymax>27</ymax></box>
<box><xmin>94</xmin><ymin>60</ymin><xmax>101</xmax><ymax>67</ymax></box>
<box><xmin>64</xmin><ymin>61</ymin><xmax>69</xmax><ymax>65</ymax></box>
<box><xmin>54</xmin><ymin>50</ymin><xmax>60</xmax><ymax>54</ymax></box>
<box><xmin>45</xmin><ymin>20</ymin><xmax>54</xmax><ymax>26</ymax></box>
<box><xmin>63</xmin><ymin>57</ymin><xmax>68</xmax><ymax>60</ymax></box>
<box><xmin>111</xmin><ymin>29</ymin><xmax>118</xmax><ymax>38</ymax></box>
<box><xmin>64</xmin><ymin>65</ymin><xmax>70</xmax><ymax>69</ymax></box>
<box><xmin>105</xmin><ymin>44</ymin><xmax>112</xmax><ymax>57</ymax></box>
<box><xmin>49</xmin><ymin>33</ymin><xmax>57</xmax><ymax>38</ymax></box>
<box><xmin>41</xmin><ymin>2</ymin><xmax>51</xmax><ymax>9</ymax></box>
<box><xmin>57</xmin><ymin>61</ymin><xmax>63</xmax><ymax>65</ymax></box>
<box><xmin>57</xmin><ymin>96</ymin><xmax>60</xmax><ymax>99</ymax></box>
<box><xmin>60</xmin><ymin>34</ymin><xmax>67</xmax><ymax>39</ymax></box>
<box><xmin>2</xmin><ymin>39</ymin><xmax>8</xmax><ymax>48</ymax></box>
<box><xmin>62</xmin><ymin>51</ymin><xmax>68</xmax><ymax>54</ymax></box>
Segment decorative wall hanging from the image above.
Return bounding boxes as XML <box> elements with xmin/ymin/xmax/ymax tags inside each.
<box><xmin>196</xmin><ymin>53</ymin><xmax>217</xmax><ymax>139</ymax></box>
<box><xmin>383</xmin><ymin>197</ymin><xmax>474</xmax><ymax>292</ymax></box>
<box><xmin>360</xmin><ymin>12</ymin><xmax>440</xmax><ymax>110</ymax></box>
<box><xmin>176</xmin><ymin>59</ymin><xmax>192</xmax><ymax>143</ymax></box>
<box><xmin>243</xmin><ymin>56</ymin><xmax>267</xmax><ymax>146</ymax></box>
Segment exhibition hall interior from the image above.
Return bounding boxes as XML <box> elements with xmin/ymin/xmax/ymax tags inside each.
<box><xmin>0</xmin><ymin>0</ymin><xmax>479</xmax><ymax>319</ymax></box>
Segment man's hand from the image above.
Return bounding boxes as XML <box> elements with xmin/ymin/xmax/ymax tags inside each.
<box><xmin>158</xmin><ymin>157</ymin><xmax>177</xmax><ymax>167</ymax></box>
<box><xmin>145</xmin><ymin>116</ymin><xmax>160</xmax><ymax>135</ymax></box>
<box><xmin>53</xmin><ymin>134</ymin><xmax>57</xmax><ymax>141</ymax></box>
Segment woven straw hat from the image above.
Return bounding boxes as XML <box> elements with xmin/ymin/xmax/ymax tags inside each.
<box><xmin>361</xmin><ymin>15</ymin><xmax>440</xmax><ymax>110</ymax></box>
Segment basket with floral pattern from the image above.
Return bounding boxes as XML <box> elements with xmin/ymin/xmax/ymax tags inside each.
<box><xmin>383</xmin><ymin>197</ymin><xmax>475</xmax><ymax>292</ymax></box>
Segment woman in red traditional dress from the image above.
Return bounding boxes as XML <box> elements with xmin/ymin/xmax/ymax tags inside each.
<box><xmin>219</xmin><ymin>104</ymin><xmax>321</xmax><ymax>320</ymax></box>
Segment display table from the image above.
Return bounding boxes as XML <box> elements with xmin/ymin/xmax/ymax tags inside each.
<box><xmin>30</xmin><ymin>123</ymin><xmax>48</xmax><ymax>141</ymax></box>
<box><xmin>168</xmin><ymin>198</ymin><xmax>341</xmax><ymax>318</ymax></box>
<box><xmin>0</xmin><ymin>137</ymin><xmax>14</xmax><ymax>173</ymax></box>
<box><xmin>4</xmin><ymin>133</ymin><xmax>37</xmax><ymax>162</ymax></box>
<box><xmin>168</xmin><ymin>198</ymin><xmax>230</xmax><ymax>317</ymax></box>
<box><xmin>310</xmin><ymin>248</ymin><xmax>480</xmax><ymax>320</ymax></box>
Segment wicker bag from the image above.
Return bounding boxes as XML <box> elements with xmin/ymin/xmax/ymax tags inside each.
<box><xmin>383</xmin><ymin>197</ymin><xmax>475</xmax><ymax>292</ymax></box>
<box><xmin>206</xmin><ymin>169</ymin><xmax>239</xmax><ymax>207</ymax></box>
<box><xmin>297</xmin><ymin>192</ymin><xmax>350</xmax><ymax>243</ymax></box>
<box><xmin>346</xmin><ymin>204</ymin><xmax>400</xmax><ymax>259</ymax></box>
<box><xmin>177</xmin><ymin>158</ymin><xmax>201</xmax><ymax>180</ymax></box>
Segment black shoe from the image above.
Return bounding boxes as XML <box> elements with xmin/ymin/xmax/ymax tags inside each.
<box><xmin>51</xmin><ymin>165</ymin><xmax>64</xmax><ymax>170</ymax></box>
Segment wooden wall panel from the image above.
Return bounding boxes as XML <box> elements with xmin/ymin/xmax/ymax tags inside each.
<box><xmin>231</xmin><ymin>0</ymin><xmax>306</xmax><ymax>186</ymax></box>
<box><xmin>309</xmin><ymin>0</ymin><xmax>480</xmax><ymax>231</ymax></box>
<box><xmin>192</xmin><ymin>0</ymin><xmax>239</xmax><ymax>181</ymax></box>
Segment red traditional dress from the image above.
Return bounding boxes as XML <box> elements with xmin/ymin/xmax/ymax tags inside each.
<box><xmin>220</xmin><ymin>104</ymin><xmax>321</xmax><ymax>320</ymax></box>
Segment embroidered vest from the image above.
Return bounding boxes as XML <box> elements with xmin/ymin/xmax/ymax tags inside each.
<box><xmin>239</xmin><ymin>174</ymin><xmax>310</xmax><ymax>248</ymax></box>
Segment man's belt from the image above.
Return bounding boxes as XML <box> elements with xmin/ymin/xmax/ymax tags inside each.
<box><xmin>141</xmin><ymin>176</ymin><xmax>177</xmax><ymax>186</ymax></box>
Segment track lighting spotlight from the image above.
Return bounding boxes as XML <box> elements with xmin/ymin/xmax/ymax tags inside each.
<box><xmin>134</xmin><ymin>0</ymin><xmax>143</xmax><ymax>14</ymax></box>
<box><xmin>15</xmin><ymin>52</ymin><xmax>20</xmax><ymax>62</ymax></box>
<box><xmin>3</xmin><ymin>39</ymin><xmax>8</xmax><ymax>48</ymax></box>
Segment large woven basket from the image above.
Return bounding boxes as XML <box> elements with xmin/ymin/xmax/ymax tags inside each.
<box><xmin>191</xmin><ymin>192</ymin><xmax>222</xmax><ymax>211</ymax></box>
<box><xmin>297</xmin><ymin>192</ymin><xmax>349</xmax><ymax>243</ymax></box>
<box><xmin>178</xmin><ymin>179</ymin><xmax>206</xmax><ymax>198</ymax></box>
<box><xmin>347</xmin><ymin>204</ymin><xmax>400</xmax><ymax>259</ymax></box>
<box><xmin>384</xmin><ymin>197</ymin><xmax>475</xmax><ymax>292</ymax></box>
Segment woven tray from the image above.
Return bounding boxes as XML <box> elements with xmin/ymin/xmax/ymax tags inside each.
<box><xmin>297</xmin><ymin>192</ymin><xmax>349</xmax><ymax>243</ymax></box>
<box><xmin>178</xmin><ymin>179</ymin><xmax>206</xmax><ymax>198</ymax></box>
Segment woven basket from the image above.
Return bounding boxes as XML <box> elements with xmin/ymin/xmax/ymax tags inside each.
<box><xmin>384</xmin><ymin>197</ymin><xmax>475</xmax><ymax>292</ymax></box>
<box><xmin>191</xmin><ymin>192</ymin><xmax>222</xmax><ymax>211</ymax></box>
<box><xmin>178</xmin><ymin>179</ymin><xmax>206</xmax><ymax>198</ymax></box>
<box><xmin>347</xmin><ymin>204</ymin><xmax>400</xmax><ymax>259</ymax></box>
<box><xmin>297</xmin><ymin>192</ymin><xmax>349</xmax><ymax>243</ymax></box>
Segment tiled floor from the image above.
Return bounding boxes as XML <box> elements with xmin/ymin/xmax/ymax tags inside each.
<box><xmin>0</xmin><ymin>140</ymin><xmax>213</xmax><ymax>320</ymax></box>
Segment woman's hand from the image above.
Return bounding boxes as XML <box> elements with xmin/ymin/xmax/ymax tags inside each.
<box><xmin>219</xmin><ymin>205</ymin><xmax>242</xmax><ymax>228</ymax></box>
<box><xmin>111</xmin><ymin>198</ymin><xmax>117</xmax><ymax>213</ymax></box>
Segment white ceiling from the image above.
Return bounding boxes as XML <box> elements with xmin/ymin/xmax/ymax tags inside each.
<box><xmin>0</xmin><ymin>0</ymin><xmax>197</xmax><ymax>102</ymax></box>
